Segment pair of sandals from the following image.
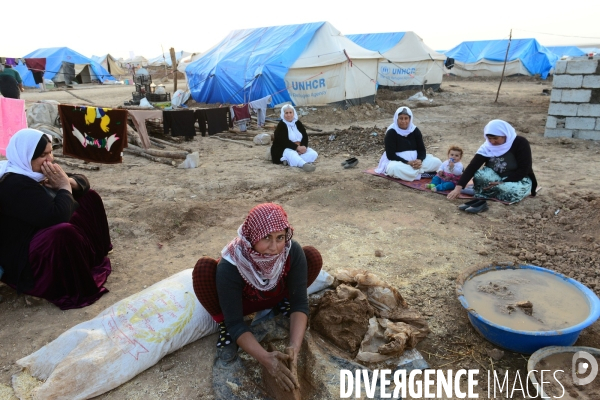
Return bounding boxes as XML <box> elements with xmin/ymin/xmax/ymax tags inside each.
<box><xmin>458</xmin><ymin>198</ymin><xmax>488</xmax><ymax>213</ymax></box>
<box><xmin>341</xmin><ymin>157</ymin><xmax>359</xmax><ymax>169</ymax></box>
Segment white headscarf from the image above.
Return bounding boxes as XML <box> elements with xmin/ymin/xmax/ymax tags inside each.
<box><xmin>0</xmin><ymin>129</ymin><xmax>48</xmax><ymax>182</ymax></box>
<box><xmin>387</xmin><ymin>106</ymin><xmax>417</xmax><ymax>137</ymax></box>
<box><xmin>280</xmin><ymin>104</ymin><xmax>303</xmax><ymax>142</ymax></box>
<box><xmin>476</xmin><ymin>120</ymin><xmax>517</xmax><ymax>157</ymax></box>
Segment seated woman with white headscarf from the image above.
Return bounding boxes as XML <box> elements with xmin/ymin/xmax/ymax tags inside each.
<box><xmin>375</xmin><ymin>106</ymin><xmax>441</xmax><ymax>181</ymax></box>
<box><xmin>271</xmin><ymin>104</ymin><xmax>318</xmax><ymax>172</ymax></box>
<box><xmin>0</xmin><ymin>129</ymin><xmax>112</xmax><ymax>310</ymax></box>
<box><xmin>447</xmin><ymin>119</ymin><xmax>537</xmax><ymax>209</ymax></box>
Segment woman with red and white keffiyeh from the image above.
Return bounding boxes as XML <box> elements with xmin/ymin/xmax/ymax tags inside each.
<box><xmin>192</xmin><ymin>203</ymin><xmax>322</xmax><ymax>393</ymax></box>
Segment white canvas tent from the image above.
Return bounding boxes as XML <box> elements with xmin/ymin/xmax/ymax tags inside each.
<box><xmin>118</xmin><ymin>55</ymin><xmax>149</xmax><ymax>68</ymax></box>
<box><xmin>91</xmin><ymin>54</ymin><xmax>126</xmax><ymax>77</ymax></box>
<box><xmin>186</xmin><ymin>21</ymin><xmax>383</xmax><ymax>106</ymax></box>
<box><xmin>347</xmin><ymin>31</ymin><xmax>446</xmax><ymax>90</ymax></box>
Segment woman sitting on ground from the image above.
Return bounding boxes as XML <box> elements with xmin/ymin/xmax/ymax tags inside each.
<box><xmin>375</xmin><ymin>106</ymin><xmax>442</xmax><ymax>180</ymax></box>
<box><xmin>0</xmin><ymin>129</ymin><xmax>112</xmax><ymax>310</ymax></box>
<box><xmin>271</xmin><ymin>104</ymin><xmax>318</xmax><ymax>172</ymax></box>
<box><xmin>447</xmin><ymin>120</ymin><xmax>537</xmax><ymax>207</ymax></box>
<box><xmin>192</xmin><ymin>203</ymin><xmax>323</xmax><ymax>392</ymax></box>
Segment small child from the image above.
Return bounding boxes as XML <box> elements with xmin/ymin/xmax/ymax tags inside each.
<box><xmin>427</xmin><ymin>145</ymin><xmax>464</xmax><ymax>192</ymax></box>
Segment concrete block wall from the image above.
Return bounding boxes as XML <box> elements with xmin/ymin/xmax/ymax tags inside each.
<box><xmin>545</xmin><ymin>57</ymin><xmax>600</xmax><ymax>140</ymax></box>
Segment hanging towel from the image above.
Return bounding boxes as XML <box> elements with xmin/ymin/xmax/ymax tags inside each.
<box><xmin>59</xmin><ymin>105</ymin><xmax>128</xmax><ymax>164</ymax></box>
<box><xmin>128</xmin><ymin>109</ymin><xmax>163</xmax><ymax>149</ymax></box>
<box><xmin>163</xmin><ymin>110</ymin><xmax>196</xmax><ymax>138</ymax></box>
<box><xmin>25</xmin><ymin>58</ymin><xmax>46</xmax><ymax>72</ymax></box>
<box><xmin>0</xmin><ymin>98</ymin><xmax>28</xmax><ymax>156</ymax></box>
<box><xmin>249</xmin><ymin>95</ymin><xmax>272</xmax><ymax>127</ymax></box>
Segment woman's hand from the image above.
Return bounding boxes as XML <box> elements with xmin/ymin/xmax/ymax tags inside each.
<box><xmin>408</xmin><ymin>160</ymin><xmax>422</xmax><ymax>170</ymax></box>
<box><xmin>41</xmin><ymin>161</ymin><xmax>72</xmax><ymax>192</ymax></box>
<box><xmin>483</xmin><ymin>181</ymin><xmax>500</xmax><ymax>190</ymax></box>
<box><xmin>296</xmin><ymin>145</ymin><xmax>307</xmax><ymax>155</ymax></box>
<box><xmin>447</xmin><ymin>185</ymin><xmax>463</xmax><ymax>200</ymax></box>
<box><xmin>285</xmin><ymin>346</ymin><xmax>299</xmax><ymax>388</ymax></box>
<box><xmin>262</xmin><ymin>348</ymin><xmax>298</xmax><ymax>392</ymax></box>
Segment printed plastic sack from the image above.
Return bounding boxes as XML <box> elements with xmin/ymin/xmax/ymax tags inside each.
<box><xmin>13</xmin><ymin>269</ymin><xmax>218</xmax><ymax>400</ymax></box>
<box><xmin>356</xmin><ymin>317</ymin><xmax>428</xmax><ymax>363</ymax></box>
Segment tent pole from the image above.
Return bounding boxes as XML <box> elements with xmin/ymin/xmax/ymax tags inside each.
<box><xmin>170</xmin><ymin>48</ymin><xmax>178</xmax><ymax>92</ymax></box>
<box><xmin>495</xmin><ymin>29</ymin><xmax>512</xmax><ymax>103</ymax></box>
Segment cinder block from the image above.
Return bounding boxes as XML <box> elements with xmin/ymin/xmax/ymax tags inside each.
<box><xmin>583</xmin><ymin>75</ymin><xmax>600</xmax><ymax>88</ymax></box>
<box><xmin>574</xmin><ymin>130</ymin><xmax>600</xmax><ymax>140</ymax></box>
<box><xmin>550</xmin><ymin>89</ymin><xmax>562</xmax><ymax>102</ymax></box>
<box><xmin>546</xmin><ymin>116</ymin><xmax>557</xmax><ymax>128</ymax></box>
<box><xmin>561</xmin><ymin>89</ymin><xmax>592</xmax><ymax>103</ymax></box>
<box><xmin>548</xmin><ymin>103</ymin><xmax>578</xmax><ymax>116</ymax></box>
<box><xmin>577</xmin><ymin>104</ymin><xmax>600</xmax><ymax>117</ymax></box>
<box><xmin>553</xmin><ymin>75</ymin><xmax>583</xmax><ymax>88</ymax></box>
<box><xmin>566</xmin><ymin>60</ymin><xmax>598</xmax><ymax>74</ymax></box>
<box><xmin>544</xmin><ymin>128</ymin><xmax>573</xmax><ymax>138</ymax></box>
<box><xmin>554</xmin><ymin>61</ymin><xmax>567</xmax><ymax>74</ymax></box>
<box><xmin>597</xmin><ymin>118</ymin><xmax>600</xmax><ymax>130</ymax></box>
<box><xmin>565</xmin><ymin>117</ymin><xmax>596</xmax><ymax>129</ymax></box>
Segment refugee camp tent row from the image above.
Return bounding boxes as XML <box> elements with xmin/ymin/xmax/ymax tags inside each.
<box><xmin>443</xmin><ymin>38</ymin><xmax>558</xmax><ymax>79</ymax></box>
<box><xmin>14</xmin><ymin>47</ymin><xmax>115</xmax><ymax>88</ymax></box>
<box><xmin>185</xmin><ymin>21</ymin><xmax>383</xmax><ymax>107</ymax></box>
<box><xmin>346</xmin><ymin>31</ymin><xmax>446</xmax><ymax>90</ymax></box>
<box><xmin>147</xmin><ymin>50</ymin><xmax>195</xmax><ymax>67</ymax></box>
<box><xmin>91</xmin><ymin>54</ymin><xmax>127</xmax><ymax>77</ymax></box>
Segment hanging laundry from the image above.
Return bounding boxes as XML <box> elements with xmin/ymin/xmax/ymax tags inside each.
<box><xmin>163</xmin><ymin>110</ymin><xmax>196</xmax><ymax>138</ymax></box>
<box><xmin>0</xmin><ymin>98</ymin><xmax>27</xmax><ymax>156</ymax></box>
<box><xmin>127</xmin><ymin>110</ymin><xmax>163</xmax><ymax>149</ymax></box>
<box><xmin>230</xmin><ymin>103</ymin><xmax>251</xmax><ymax>131</ymax></box>
<box><xmin>25</xmin><ymin>58</ymin><xmax>47</xmax><ymax>85</ymax></box>
<box><xmin>58</xmin><ymin>105</ymin><xmax>128</xmax><ymax>164</ymax></box>
<box><xmin>249</xmin><ymin>95</ymin><xmax>272</xmax><ymax>127</ymax></box>
<box><xmin>194</xmin><ymin>108</ymin><xmax>231</xmax><ymax>136</ymax></box>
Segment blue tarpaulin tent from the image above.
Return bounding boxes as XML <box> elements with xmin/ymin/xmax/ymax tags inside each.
<box><xmin>15</xmin><ymin>47</ymin><xmax>114</xmax><ymax>87</ymax></box>
<box><xmin>546</xmin><ymin>46</ymin><xmax>586</xmax><ymax>59</ymax></box>
<box><xmin>347</xmin><ymin>31</ymin><xmax>446</xmax><ymax>90</ymax></box>
<box><xmin>444</xmin><ymin>38</ymin><xmax>558</xmax><ymax>78</ymax></box>
<box><xmin>186</xmin><ymin>21</ymin><xmax>382</xmax><ymax>106</ymax></box>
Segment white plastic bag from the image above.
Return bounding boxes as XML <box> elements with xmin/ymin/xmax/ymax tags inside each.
<box><xmin>138</xmin><ymin>98</ymin><xmax>153</xmax><ymax>108</ymax></box>
<box><xmin>407</xmin><ymin>91</ymin><xmax>428</xmax><ymax>101</ymax></box>
<box><xmin>253</xmin><ymin>133</ymin><xmax>271</xmax><ymax>145</ymax></box>
<box><xmin>171</xmin><ymin>90</ymin><xmax>191</xmax><ymax>107</ymax></box>
<box><xmin>177</xmin><ymin>151</ymin><xmax>200</xmax><ymax>169</ymax></box>
<box><xmin>14</xmin><ymin>269</ymin><xmax>218</xmax><ymax>400</ymax></box>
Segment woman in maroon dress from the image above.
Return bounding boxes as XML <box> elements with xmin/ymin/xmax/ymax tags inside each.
<box><xmin>0</xmin><ymin>129</ymin><xmax>112</xmax><ymax>310</ymax></box>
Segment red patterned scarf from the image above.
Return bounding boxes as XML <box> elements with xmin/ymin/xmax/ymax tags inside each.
<box><xmin>221</xmin><ymin>203</ymin><xmax>293</xmax><ymax>291</ymax></box>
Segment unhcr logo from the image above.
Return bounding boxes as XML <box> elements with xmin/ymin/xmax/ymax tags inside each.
<box><xmin>381</xmin><ymin>66</ymin><xmax>389</xmax><ymax>74</ymax></box>
<box><xmin>291</xmin><ymin>79</ymin><xmax>326</xmax><ymax>91</ymax></box>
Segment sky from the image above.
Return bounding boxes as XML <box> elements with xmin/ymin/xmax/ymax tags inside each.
<box><xmin>4</xmin><ymin>0</ymin><xmax>600</xmax><ymax>60</ymax></box>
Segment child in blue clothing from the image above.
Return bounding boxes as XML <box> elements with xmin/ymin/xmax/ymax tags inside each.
<box><xmin>427</xmin><ymin>146</ymin><xmax>464</xmax><ymax>192</ymax></box>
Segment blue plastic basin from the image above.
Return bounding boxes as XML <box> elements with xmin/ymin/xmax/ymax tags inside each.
<box><xmin>456</xmin><ymin>264</ymin><xmax>600</xmax><ymax>354</ymax></box>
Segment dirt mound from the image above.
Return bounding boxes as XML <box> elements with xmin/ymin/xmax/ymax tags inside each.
<box><xmin>493</xmin><ymin>191</ymin><xmax>600</xmax><ymax>294</ymax></box>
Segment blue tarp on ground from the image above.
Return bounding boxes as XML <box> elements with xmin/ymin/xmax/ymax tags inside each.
<box><xmin>14</xmin><ymin>47</ymin><xmax>114</xmax><ymax>87</ymax></box>
<box><xmin>546</xmin><ymin>46</ymin><xmax>586</xmax><ymax>58</ymax></box>
<box><xmin>186</xmin><ymin>22</ymin><xmax>326</xmax><ymax>105</ymax></box>
<box><xmin>345</xmin><ymin>32</ymin><xmax>406</xmax><ymax>54</ymax></box>
<box><xmin>444</xmin><ymin>38</ymin><xmax>558</xmax><ymax>78</ymax></box>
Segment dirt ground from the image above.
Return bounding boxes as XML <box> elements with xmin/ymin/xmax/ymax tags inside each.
<box><xmin>2</xmin><ymin>75</ymin><xmax>600</xmax><ymax>400</ymax></box>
